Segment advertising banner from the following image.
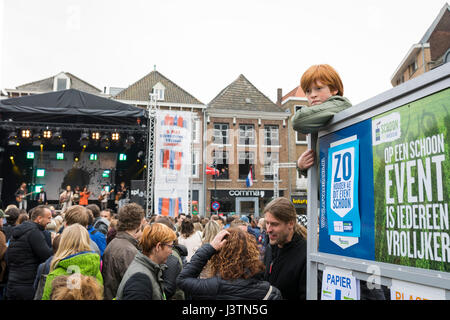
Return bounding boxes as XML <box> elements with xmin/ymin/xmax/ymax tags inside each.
<box><xmin>319</xmin><ymin>119</ymin><xmax>374</xmax><ymax>260</ymax></box>
<box><xmin>373</xmin><ymin>88</ymin><xmax>450</xmax><ymax>272</ymax></box>
<box><xmin>154</xmin><ymin>110</ymin><xmax>192</xmax><ymax>217</ymax></box>
<box><xmin>318</xmin><ymin>88</ymin><xmax>449</xmax><ymax>272</ymax></box>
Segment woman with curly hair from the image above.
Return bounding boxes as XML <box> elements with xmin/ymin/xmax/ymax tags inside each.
<box><xmin>176</xmin><ymin>228</ymin><xmax>282</xmax><ymax>300</ymax></box>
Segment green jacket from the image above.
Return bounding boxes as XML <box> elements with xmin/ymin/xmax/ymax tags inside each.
<box><xmin>41</xmin><ymin>251</ymin><xmax>102</xmax><ymax>300</ymax></box>
<box><xmin>292</xmin><ymin>96</ymin><xmax>352</xmax><ymax>134</ymax></box>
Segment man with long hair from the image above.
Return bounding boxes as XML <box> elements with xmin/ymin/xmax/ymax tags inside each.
<box><xmin>262</xmin><ymin>197</ymin><xmax>307</xmax><ymax>300</ymax></box>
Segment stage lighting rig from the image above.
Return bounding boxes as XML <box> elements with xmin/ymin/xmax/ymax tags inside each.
<box><xmin>111</xmin><ymin>132</ymin><xmax>120</xmax><ymax>141</ymax></box>
<box><xmin>80</xmin><ymin>132</ymin><xmax>89</xmax><ymax>148</ymax></box>
<box><xmin>43</xmin><ymin>129</ymin><xmax>52</xmax><ymax>139</ymax></box>
<box><xmin>91</xmin><ymin>132</ymin><xmax>100</xmax><ymax>140</ymax></box>
<box><xmin>21</xmin><ymin>129</ymin><xmax>31</xmax><ymax>139</ymax></box>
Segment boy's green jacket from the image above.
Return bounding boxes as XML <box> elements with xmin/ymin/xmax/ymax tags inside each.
<box><xmin>292</xmin><ymin>95</ymin><xmax>352</xmax><ymax>134</ymax></box>
<box><xmin>41</xmin><ymin>251</ymin><xmax>102</xmax><ymax>300</ymax></box>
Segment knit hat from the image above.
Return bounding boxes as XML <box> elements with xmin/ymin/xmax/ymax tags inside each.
<box><xmin>240</xmin><ymin>215</ymin><xmax>249</xmax><ymax>223</ymax></box>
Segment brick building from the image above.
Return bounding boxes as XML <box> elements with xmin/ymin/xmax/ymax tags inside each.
<box><xmin>205</xmin><ymin>74</ymin><xmax>290</xmax><ymax>217</ymax></box>
<box><xmin>277</xmin><ymin>84</ymin><xmax>309</xmax><ymax>214</ymax></box>
<box><xmin>391</xmin><ymin>3</ymin><xmax>450</xmax><ymax>86</ymax></box>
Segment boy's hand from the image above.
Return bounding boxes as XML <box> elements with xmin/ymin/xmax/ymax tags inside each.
<box><xmin>297</xmin><ymin>149</ymin><xmax>315</xmax><ymax>171</ymax></box>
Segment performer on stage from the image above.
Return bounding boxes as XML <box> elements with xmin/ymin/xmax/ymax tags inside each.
<box><xmin>36</xmin><ymin>188</ymin><xmax>48</xmax><ymax>205</ymax></box>
<box><xmin>79</xmin><ymin>186</ymin><xmax>91</xmax><ymax>206</ymax></box>
<box><xmin>14</xmin><ymin>182</ymin><xmax>29</xmax><ymax>211</ymax></box>
<box><xmin>59</xmin><ymin>185</ymin><xmax>74</xmax><ymax>213</ymax></box>
<box><xmin>72</xmin><ymin>185</ymin><xmax>81</xmax><ymax>205</ymax></box>
<box><xmin>98</xmin><ymin>185</ymin><xmax>114</xmax><ymax>210</ymax></box>
<box><xmin>115</xmin><ymin>181</ymin><xmax>128</xmax><ymax>210</ymax></box>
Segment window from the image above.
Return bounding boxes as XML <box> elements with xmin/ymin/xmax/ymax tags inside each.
<box><xmin>409</xmin><ymin>60</ymin><xmax>418</xmax><ymax>77</ymax></box>
<box><xmin>212</xmin><ymin>150</ymin><xmax>229</xmax><ymax>179</ymax></box>
<box><xmin>53</xmin><ymin>73</ymin><xmax>70</xmax><ymax>91</ymax></box>
<box><xmin>192</xmin><ymin>151</ymin><xmax>200</xmax><ymax>178</ymax></box>
<box><xmin>264</xmin><ymin>125</ymin><xmax>279</xmax><ymax>146</ymax></box>
<box><xmin>294</xmin><ymin>106</ymin><xmax>308</xmax><ymax>144</ymax></box>
<box><xmin>239</xmin><ymin>124</ymin><xmax>255</xmax><ymax>145</ymax></box>
<box><xmin>264</xmin><ymin>152</ymin><xmax>279</xmax><ymax>180</ymax></box>
<box><xmin>192</xmin><ymin>119</ymin><xmax>200</xmax><ymax>143</ymax></box>
<box><xmin>213</xmin><ymin>123</ymin><xmax>229</xmax><ymax>145</ymax></box>
<box><xmin>152</xmin><ymin>82</ymin><xmax>165</xmax><ymax>101</ymax></box>
<box><xmin>57</xmin><ymin>79</ymin><xmax>67</xmax><ymax>91</ymax></box>
<box><xmin>238</xmin><ymin>151</ymin><xmax>255</xmax><ymax>180</ymax></box>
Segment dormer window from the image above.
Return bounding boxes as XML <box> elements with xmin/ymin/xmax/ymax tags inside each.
<box><xmin>152</xmin><ymin>82</ymin><xmax>166</xmax><ymax>101</ymax></box>
<box><xmin>53</xmin><ymin>73</ymin><xmax>71</xmax><ymax>91</ymax></box>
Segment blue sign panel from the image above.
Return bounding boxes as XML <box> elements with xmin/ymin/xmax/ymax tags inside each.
<box><xmin>319</xmin><ymin>119</ymin><xmax>375</xmax><ymax>261</ymax></box>
<box><xmin>326</xmin><ymin>139</ymin><xmax>360</xmax><ymax>238</ymax></box>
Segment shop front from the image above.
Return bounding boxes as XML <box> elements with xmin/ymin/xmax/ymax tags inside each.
<box><xmin>210</xmin><ymin>189</ymin><xmax>284</xmax><ymax>217</ymax></box>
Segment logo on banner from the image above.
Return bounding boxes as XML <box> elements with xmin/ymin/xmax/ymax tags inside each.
<box><xmin>372</xmin><ymin>112</ymin><xmax>401</xmax><ymax>145</ymax></box>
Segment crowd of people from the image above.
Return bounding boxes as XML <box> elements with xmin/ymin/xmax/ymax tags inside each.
<box><xmin>0</xmin><ymin>64</ymin><xmax>393</xmax><ymax>301</ymax></box>
<box><xmin>0</xmin><ymin>196</ymin><xmax>311</xmax><ymax>300</ymax></box>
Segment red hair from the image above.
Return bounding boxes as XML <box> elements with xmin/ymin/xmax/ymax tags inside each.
<box><xmin>300</xmin><ymin>64</ymin><xmax>344</xmax><ymax>96</ymax></box>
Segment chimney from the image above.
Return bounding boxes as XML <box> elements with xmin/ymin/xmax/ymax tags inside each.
<box><xmin>277</xmin><ymin>88</ymin><xmax>283</xmax><ymax>106</ymax></box>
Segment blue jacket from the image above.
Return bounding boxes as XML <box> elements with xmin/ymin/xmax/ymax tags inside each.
<box><xmin>88</xmin><ymin>225</ymin><xmax>106</xmax><ymax>258</ymax></box>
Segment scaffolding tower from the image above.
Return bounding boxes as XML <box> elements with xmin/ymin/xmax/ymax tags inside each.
<box><xmin>145</xmin><ymin>93</ymin><xmax>158</xmax><ymax>217</ymax></box>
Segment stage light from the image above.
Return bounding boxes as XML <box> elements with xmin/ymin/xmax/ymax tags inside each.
<box><xmin>89</xmin><ymin>153</ymin><xmax>98</xmax><ymax>161</ymax></box>
<box><xmin>43</xmin><ymin>130</ymin><xmax>52</xmax><ymax>139</ymax></box>
<box><xmin>111</xmin><ymin>132</ymin><xmax>120</xmax><ymax>141</ymax></box>
<box><xmin>53</xmin><ymin>129</ymin><xmax>62</xmax><ymax>139</ymax></box>
<box><xmin>10</xmin><ymin>156</ymin><xmax>14</xmax><ymax>161</ymax></box>
<box><xmin>56</xmin><ymin>153</ymin><xmax>64</xmax><ymax>160</ymax></box>
<box><xmin>125</xmin><ymin>135</ymin><xmax>135</xmax><ymax>147</ymax></box>
<box><xmin>100</xmin><ymin>134</ymin><xmax>110</xmax><ymax>149</ymax></box>
<box><xmin>7</xmin><ymin>131</ymin><xmax>18</xmax><ymax>146</ymax></box>
<box><xmin>91</xmin><ymin>132</ymin><xmax>100</xmax><ymax>140</ymax></box>
<box><xmin>36</xmin><ymin>169</ymin><xmax>45</xmax><ymax>177</ymax></box>
<box><xmin>27</xmin><ymin>152</ymin><xmax>35</xmax><ymax>159</ymax></box>
<box><xmin>80</xmin><ymin>132</ymin><xmax>89</xmax><ymax>148</ymax></box>
<box><xmin>21</xmin><ymin>129</ymin><xmax>31</xmax><ymax>139</ymax></box>
<box><xmin>74</xmin><ymin>157</ymin><xmax>79</xmax><ymax>162</ymax></box>
<box><xmin>119</xmin><ymin>153</ymin><xmax>127</xmax><ymax>161</ymax></box>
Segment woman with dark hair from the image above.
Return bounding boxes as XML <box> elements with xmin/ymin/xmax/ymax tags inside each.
<box><xmin>176</xmin><ymin>228</ymin><xmax>282</xmax><ymax>300</ymax></box>
<box><xmin>177</xmin><ymin>219</ymin><xmax>202</xmax><ymax>262</ymax></box>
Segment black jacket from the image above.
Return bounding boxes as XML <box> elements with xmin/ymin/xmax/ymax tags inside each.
<box><xmin>263</xmin><ymin>232</ymin><xmax>307</xmax><ymax>300</ymax></box>
<box><xmin>5</xmin><ymin>221</ymin><xmax>53</xmax><ymax>289</ymax></box>
<box><xmin>163</xmin><ymin>244</ymin><xmax>187</xmax><ymax>299</ymax></box>
<box><xmin>177</xmin><ymin>244</ymin><xmax>282</xmax><ymax>300</ymax></box>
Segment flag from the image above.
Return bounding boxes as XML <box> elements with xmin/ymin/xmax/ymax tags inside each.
<box><xmin>246</xmin><ymin>166</ymin><xmax>253</xmax><ymax>187</ymax></box>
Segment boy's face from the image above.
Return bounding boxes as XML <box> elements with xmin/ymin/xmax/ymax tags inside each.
<box><xmin>305</xmin><ymin>80</ymin><xmax>338</xmax><ymax>106</ymax></box>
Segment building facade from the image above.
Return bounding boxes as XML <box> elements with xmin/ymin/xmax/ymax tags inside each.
<box><xmin>278</xmin><ymin>84</ymin><xmax>309</xmax><ymax>214</ymax></box>
<box><xmin>205</xmin><ymin>74</ymin><xmax>290</xmax><ymax>217</ymax></box>
<box><xmin>113</xmin><ymin>70</ymin><xmax>206</xmax><ymax>216</ymax></box>
<box><xmin>391</xmin><ymin>3</ymin><xmax>450</xmax><ymax>87</ymax></box>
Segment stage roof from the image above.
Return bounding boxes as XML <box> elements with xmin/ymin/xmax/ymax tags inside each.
<box><xmin>0</xmin><ymin>89</ymin><xmax>145</xmax><ymax>118</ymax></box>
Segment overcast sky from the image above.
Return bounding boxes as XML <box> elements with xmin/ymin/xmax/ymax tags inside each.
<box><xmin>0</xmin><ymin>0</ymin><xmax>447</xmax><ymax>105</ymax></box>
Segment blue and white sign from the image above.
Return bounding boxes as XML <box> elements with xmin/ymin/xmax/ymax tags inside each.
<box><xmin>321</xmin><ymin>267</ymin><xmax>360</xmax><ymax>300</ymax></box>
<box><xmin>326</xmin><ymin>138</ymin><xmax>360</xmax><ymax>238</ymax></box>
<box><xmin>319</xmin><ymin>119</ymin><xmax>375</xmax><ymax>260</ymax></box>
